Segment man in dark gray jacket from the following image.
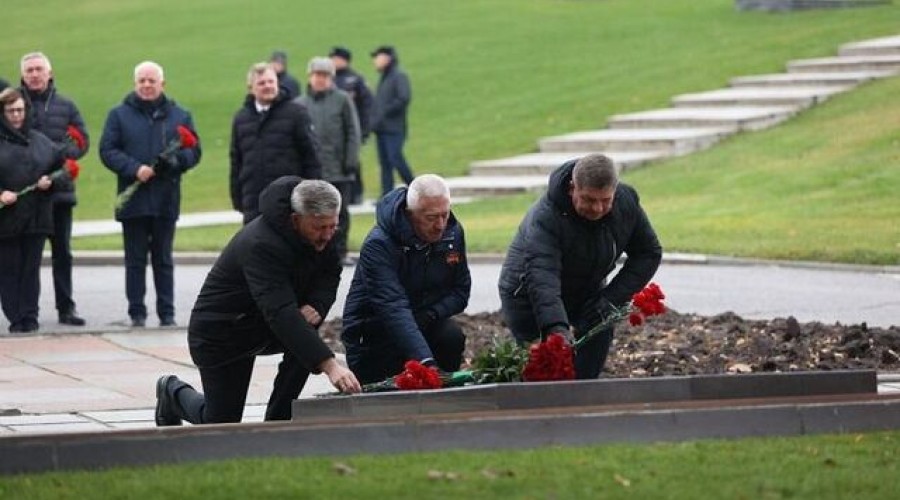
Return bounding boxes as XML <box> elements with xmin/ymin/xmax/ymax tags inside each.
<box><xmin>297</xmin><ymin>57</ymin><xmax>360</xmax><ymax>263</ymax></box>
<box><xmin>499</xmin><ymin>154</ymin><xmax>662</xmax><ymax>379</ymax></box>
<box><xmin>370</xmin><ymin>45</ymin><xmax>413</xmax><ymax>196</ymax></box>
<box><xmin>19</xmin><ymin>52</ymin><xmax>90</xmax><ymax>326</ymax></box>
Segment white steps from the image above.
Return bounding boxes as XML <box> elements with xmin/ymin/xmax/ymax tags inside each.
<box><xmin>607</xmin><ymin>106</ymin><xmax>798</xmax><ymax>131</ymax></box>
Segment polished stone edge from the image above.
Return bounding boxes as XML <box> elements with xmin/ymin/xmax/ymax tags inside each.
<box><xmin>1</xmin><ymin>396</ymin><xmax>897</xmax><ymax>476</ymax></box>
<box><xmin>292</xmin><ymin>370</ymin><xmax>877</xmax><ymax>422</ymax></box>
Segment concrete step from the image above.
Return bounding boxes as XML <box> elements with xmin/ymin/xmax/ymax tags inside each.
<box><xmin>469</xmin><ymin>151</ymin><xmax>668</xmax><ymax>177</ymax></box>
<box><xmin>607</xmin><ymin>106</ymin><xmax>798</xmax><ymax>132</ymax></box>
<box><xmin>839</xmin><ymin>35</ymin><xmax>900</xmax><ymax>57</ymax></box>
<box><xmin>672</xmin><ymin>86</ymin><xmax>851</xmax><ymax>109</ymax></box>
<box><xmin>538</xmin><ymin>127</ymin><xmax>734</xmax><ymax>155</ymax></box>
<box><xmin>444</xmin><ymin>175</ymin><xmax>549</xmax><ymax>197</ymax></box>
<box><xmin>787</xmin><ymin>55</ymin><xmax>900</xmax><ymax>73</ymax></box>
<box><xmin>729</xmin><ymin>70</ymin><xmax>896</xmax><ymax>88</ymax></box>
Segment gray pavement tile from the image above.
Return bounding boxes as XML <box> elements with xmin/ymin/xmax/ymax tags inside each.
<box><xmin>0</xmin><ymin>413</ymin><xmax>88</xmax><ymax>426</ymax></box>
<box><xmin>81</xmin><ymin>409</ymin><xmax>155</xmax><ymax>423</ymax></box>
<box><xmin>106</xmin><ymin>421</ymin><xmax>159</xmax><ymax>430</ymax></box>
<box><xmin>9</xmin><ymin>422</ymin><xmax>112</xmax><ymax>434</ymax></box>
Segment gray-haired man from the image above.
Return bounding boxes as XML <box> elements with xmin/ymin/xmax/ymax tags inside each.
<box><xmin>155</xmin><ymin>176</ymin><xmax>361</xmax><ymax>426</ymax></box>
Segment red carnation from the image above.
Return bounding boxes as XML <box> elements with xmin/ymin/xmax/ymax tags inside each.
<box><xmin>522</xmin><ymin>333</ymin><xmax>575</xmax><ymax>382</ymax></box>
<box><xmin>394</xmin><ymin>360</ymin><xmax>442</xmax><ymax>390</ymax></box>
<box><xmin>176</xmin><ymin>125</ymin><xmax>198</xmax><ymax>149</ymax></box>
<box><xmin>628</xmin><ymin>312</ymin><xmax>644</xmax><ymax>326</ymax></box>
<box><xmin>66</xmin><ymin>125</ymin><xmax>86</xmax><ymax>151</ymax></box>
<box><xmin>64</xmin><ymin>158</ymin><xmax>80</xmax><ymax>181</ymax></box>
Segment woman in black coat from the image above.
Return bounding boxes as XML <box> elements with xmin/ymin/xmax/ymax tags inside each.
<box><xmin>0</xmin><ymin>88</ymin><xmax>62</xmax><ymax>333</ymax></box>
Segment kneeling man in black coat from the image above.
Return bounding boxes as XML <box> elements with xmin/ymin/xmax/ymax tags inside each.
<box><xmin>155</xmin><ymin>176</ymin><xmax>360</xmax><ymax>425</ymax></box>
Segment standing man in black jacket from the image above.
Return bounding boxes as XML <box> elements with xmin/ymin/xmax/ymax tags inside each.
<box><xmin>19</xmin><ymin>52</ymin><xmax>90</xmax><ymax>326</ymax></box>
<box><xmin>230</xmin><ymin>62</ymin><xmax>321</xmax><ymax>223</ymax></box>
<box><xmin>155</xmin><ymin>177</ymin><xmax>361</xmax><ymax>425</ymax></box>
<box><xmin>269</xmin><ymin>50</ymin><xmax>301</xmax><ymax>100</ymax></box>
<box><xmin>330</xmin><ymin>46</ymin><xmax>373</xmax><ymax>205</ymax></box>
<box><xmin>370</xmin><ymin>45</ymin><xmax>414</xmax><ymax>196</ymax></box>
<box><xmin>499</xmin><ymin>154</ymin><xmax>662</xmax><ymax>379</ymax></box>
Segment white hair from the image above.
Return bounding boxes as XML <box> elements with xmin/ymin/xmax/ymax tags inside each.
<box><xmin>406</xmin><ymin>174</ymin><xmax>450</xmax><ymax>210</ymax></box>
<box><xmin>20</xmin><ymin>52</ymin><xmax>51</xmax><ymax>72</ymax></box>
<box><xmin>133</xmin><ymin>61</ymin><xmax>165</xmax><ymax>82</ymax></box>
<box><xmin>291</xmin><ymin>180</ymin><xmax>341</xmax><ymax>216</ymax></box>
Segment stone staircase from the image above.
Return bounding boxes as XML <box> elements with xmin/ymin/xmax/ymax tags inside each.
<box><xmin>444</xmin><ymin>34</ymin><xmax>900</xmax><ymax>198</ymax></box>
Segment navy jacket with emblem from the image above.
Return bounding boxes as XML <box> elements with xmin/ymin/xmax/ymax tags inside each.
<box><xmin>341</xmin><ymin>187</ymin><xmax>471</xmax><ymax>361</ymax></box>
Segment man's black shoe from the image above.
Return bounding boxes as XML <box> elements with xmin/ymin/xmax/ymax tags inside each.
<box><xmin>155</xmin><ymin>375</ymin><xmax>183</xmax><ymax>427</ymax></box>
<box><xmin>131</xmin><ymin>317</ymin><xmax>146</xmax><ymax>328</ymax></box>
<box><xmin>59</xmin><ymin>312</ymin><xmax>86</xmax><ymax>326</ymax></box>
<box><xmin>160</xmin><ymin>317</ymin><xmax>177</xmax><ymax>327</ymax></box>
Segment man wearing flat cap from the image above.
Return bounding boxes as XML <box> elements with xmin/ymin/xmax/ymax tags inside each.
<box><xmin>370</xmin><ymin>45</ymin><xmax>414</xmax><ymax>196</ymax></box>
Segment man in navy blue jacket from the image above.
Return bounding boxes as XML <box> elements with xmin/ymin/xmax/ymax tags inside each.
<box><xmin>100</xmin><ymin>61</ymin><xmax>201</xmax><ymax>328</ymax></box>
<box><xmin>342</xmin><ymin>174</ymin><xmax>471</xmax><ymax>383</ymax></box>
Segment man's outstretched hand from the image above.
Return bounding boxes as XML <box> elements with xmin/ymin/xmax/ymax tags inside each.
<box><xmin>319</xmin><ymin>357</ymin><xmax>361</xmax><ymax>394</ymax></box>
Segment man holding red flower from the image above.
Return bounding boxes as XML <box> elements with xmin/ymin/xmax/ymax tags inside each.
<box><xmin>499</xmin><ymin>154</ymin><xmax>662</xmax><ymax>379</ymax></box>
<box><xmin>99</xmin><ymin>61</ymin><xmax>202</xmax><ymax>328</ymax></box>
<box><xmin>19</xmin><ymin>52</ymin><xmax>90</xmax><ymax>327</ymax></box>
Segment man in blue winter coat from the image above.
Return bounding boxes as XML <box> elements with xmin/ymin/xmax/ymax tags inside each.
<box><xmin>99</xmin><ymin>61</ymin><xmax>202</xmax><ymax>328</ymax></box>
<box><xmin>342</xmin><ymin>174</ymin><xmax>471</xmax><ymax>384</ymax></box>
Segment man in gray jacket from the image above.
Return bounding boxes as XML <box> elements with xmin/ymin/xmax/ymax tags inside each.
<box><xmin>297</xmin><ymin>57</ymin><xmax>361</xmax><ymax>264</ymax></box>
<box><xmin>371</xmin><ymin>45</ymin><xmax>413</xmax><ymax>196</ymax></box>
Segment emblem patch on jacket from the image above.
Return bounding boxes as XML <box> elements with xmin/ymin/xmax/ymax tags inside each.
<box><xmin>446</xmin><ymin>251</ymin><xmax>461</xmax><ymax>265</ymax></box>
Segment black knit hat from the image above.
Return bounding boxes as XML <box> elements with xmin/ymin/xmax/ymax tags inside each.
<box><xmin>370</xmin><ymin>45</ymin><xmax>396</xmax><ymax>58</ymax></box>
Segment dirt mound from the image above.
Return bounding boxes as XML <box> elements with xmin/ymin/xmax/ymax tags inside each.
<box><xmin>320</xmin><ymin>310</ymin><xmax>900</xmax><ymax>376</ymax></box>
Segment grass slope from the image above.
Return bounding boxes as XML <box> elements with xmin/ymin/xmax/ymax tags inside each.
<box><xmin>3</xmin><ymin>0</ymin><xmax>899</xmax><ymax>262</ymax></box>
<box><xmin>2</xmin><ymin>431</ymin><xmax>898</xmax><ymax>499</ymax></box>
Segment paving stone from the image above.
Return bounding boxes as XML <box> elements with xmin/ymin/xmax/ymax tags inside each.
<box><xmin>0</xmin><ymin>413</ymin><xmax>88</xmax><ymax>426</ymax></box>
<box><xmin>787</xmin><ymin>55</ymin><xmax>900</xmax><ymax>73</ymax></box>
<box><xmin>468</xmin><ymin>151</ymin><xmax>667</xmax><ymax>177</ymax></box>
<box><xmin>729</xmin><ymin>71</ymin><xmax>896</xmax><ymax>88</ymax></box>
<box><xmin>672</xmin><ymin>86</ymin><xmax>851</xmax><ymax>109</ymax></box>
<box><xmin>9</xmin><ymin>422</ymin><xmax>111</xmax><ymax>435</ymax></box>
<box><xmin>538</xmin><ymin>128</ymin><xmax>734</xmax><ymax>155</ymax></box>
<box><xmin>607</xmin><ymin>106</ymin><xmax>798</xmax><ymax>131</ymax></box>
<box><xmin>81</xmin><ymin>409</ymin><xmax>154</xmax><ymax>423</ymax></box>
<box><xmin>839</xmin><ymin>35</ymin><xmax>900</xmax><ymax>57</ymax></box>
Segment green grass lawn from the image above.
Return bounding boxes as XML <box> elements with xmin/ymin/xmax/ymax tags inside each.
<box><xmin>5</xmin><ymin>0</ymin><xmax>900</xmax><ymax>263</ymax></box>
<box><xmin>2</xmin><ymin>431</ymin><xmax>897</xmax><ymax>499</ymax></box>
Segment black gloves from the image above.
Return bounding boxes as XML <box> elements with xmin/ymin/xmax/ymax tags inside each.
<box><xmin>155</xmin><ymin>152</ymin><xmax>179</xmax><ymax>176</ymax></box>
<box><xmin>414</xmin><ymin>309</ymin><xmax>438</xmax><ymax>333</ymax></box>
<box><xmin>580</xmin><ymin>295</ymin><xmax>615</xmax><ymax>331</ymax></box>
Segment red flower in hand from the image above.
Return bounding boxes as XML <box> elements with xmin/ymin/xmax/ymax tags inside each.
<box><xmin>63</xmin><ymin>158</ymin><xmax>80</xmax><ymax>181</ymax></box>
<box><xmin>394</xmin><ymin>360</ymin><xmax>443</xmax><ymax>390</ymax></box>
<box><xmin>66</xmin><ymin>125</ymin><xmax>86</xmax><ymax>151</ymax></box>
<box><xmin>176</xmin><ymin>125</ymin><xmax>198</xmax><ymax>148</ymax></box>
<box><xmin>522</xmin><ymin>333</ymin><xmax>576</xmax><ymax>382</ymax></box>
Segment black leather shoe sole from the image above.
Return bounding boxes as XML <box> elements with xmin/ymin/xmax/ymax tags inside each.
<box><xmin>155</xmin><ymin>375</ymin><xmax>183</xmax><ymax>426</ymax></box>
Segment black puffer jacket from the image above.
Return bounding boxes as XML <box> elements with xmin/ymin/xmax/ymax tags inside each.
<box><xmin>21</xmin><ymin>80</ymin><xmax>89</xmax><ymax>205</ymax></box>
<box><xmin>229</xmin><ymin>92</ymin><xmax>322</xmax><ymax>221</ymax></box>
<box><xmin>188</xmin><ymin>176</ymin><xmax>340</xmax><ymax>371</ymax></box>
<box><xmin>0</xmin><ymin>118</ymin><xmax>62</xmax><ymax>238</ymax></box>
<box><xmin>499</xmin><ymin>160</ymin><xmax>662</xmax><ymax>333</ymax></box>
<box><xmin>341</xmin><ymin>187</ymin><xmax>471</xmax><ymax>361</ymax></box>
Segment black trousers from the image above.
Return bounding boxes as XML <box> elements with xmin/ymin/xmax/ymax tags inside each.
<box><xmin>501</xmin><ymin>292</ymin><xmax>613</xmax><ymax>379</ymax></box>
<box><xmin>346</xmin><ymin>318</ymin><xmax>466</xmax><ymax>384</ymax></box>
<box><xmin>121</xmin><ymin>216</ymin><xmax>176</xmax><ymax>321</ymax></box>
<box><xmin>48</xmin><ymin>202</ymin><xmax>76</xmax><ymax>314</ymax></box>
<box><xmin>0</xmin><ymin>234</ymin><xmax>45</xmax><ymax>329</ymax></box>
<box><xmin>330</xmin><ymin>180</ymin><xmax>352</xmax><ymax>259</ymax></box>
<box><xmin>173</xmin><ymin>349</ymin><xmax>310</xmax><ymax>423</ymax></box>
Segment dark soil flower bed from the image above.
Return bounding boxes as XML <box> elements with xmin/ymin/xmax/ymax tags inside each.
<box><xmin>320</xmin><ymin>310</ymin><xmax>900</xmax><ymax>376</ymax></box>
